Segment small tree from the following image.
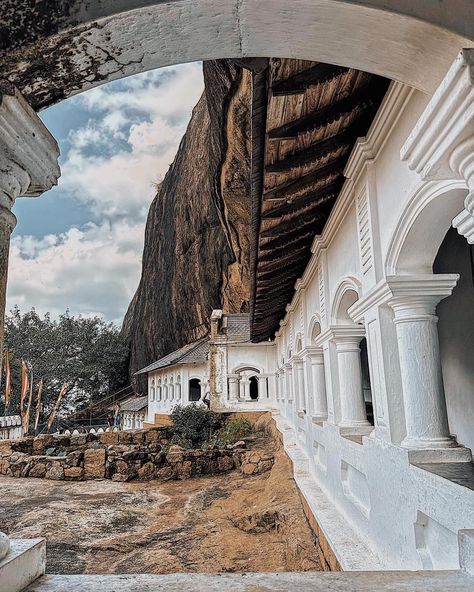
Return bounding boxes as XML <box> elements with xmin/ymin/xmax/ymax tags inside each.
<box><xmin>2</xmin><ymin>306</ymin><xmax>130</xmax><ymax>425</ymax></box>
<box><xmin>170</xmin><ymin>404</ymin><xmax>224</xmax><ymax>448</ymax></box>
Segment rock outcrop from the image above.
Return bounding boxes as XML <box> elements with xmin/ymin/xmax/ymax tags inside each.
<box><xmin>123</xmin><ymin>60</ymin><xmax>252</xmax><ymax>384</ymax></box>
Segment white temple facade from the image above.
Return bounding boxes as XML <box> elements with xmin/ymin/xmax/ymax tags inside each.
<box><xmin>139</xmin><ymin>52</ymin><xmax>474</xmax><ymax>571</ymax></box>
<box><xmin>138</xmin><ymin>313</ymin><xmax>277</xmax><ymax>422</ymax></box>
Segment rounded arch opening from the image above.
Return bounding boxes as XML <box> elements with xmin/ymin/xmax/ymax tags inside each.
<box><xmin>332</xmin><ymin>278</ymin><xmax>361</xmax><ymax>325</ymax></box>
<box><xmin>385</xmin><ymin>182</ymin><xmax>467</xmax><ymax>275</ymax></box>
<box><xmin>188</xmin><ymin>378</ymin><xmax>201</xmax><ymax>402</ymax></box>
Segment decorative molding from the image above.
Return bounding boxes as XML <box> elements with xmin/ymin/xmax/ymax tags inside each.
<box><xmin>0</xmin><ymin>88</ymin><xmax>60</xmax><ymax>207</ymax></box>
<box><xmin>400</xmin><ymin>49</ymin><xmax>474</xmax><ymax>181</ymax></box>
<box><xmin>400</xmin><ymin>49</ymin><xmax>474</xmax><ymax>245</ymax></box>
<box><xmin>356</xmin><ymin>188</ymin><xmax>374</xmax><ymax>277</ymax></box>
<box><xmin>349</xmin><ymin>273</ymin><xmax>459</xmax><ymax>323</ymax></box>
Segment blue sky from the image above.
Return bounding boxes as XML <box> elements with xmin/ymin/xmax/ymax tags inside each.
<box><xmin>7</xmin><ymin>63</ymin><xmax>204</xmax><ymax>325</ymax></box>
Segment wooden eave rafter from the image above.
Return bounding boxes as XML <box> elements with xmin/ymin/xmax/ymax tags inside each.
<box><xmin>271</xmin><ymin>63</ymin><xmax>347</xmax><ymax>96</ymax></box>
<box><xmin>249</xmin><ymin>58</ymin><xmax>390</xmax><ymax>342</ymax></box>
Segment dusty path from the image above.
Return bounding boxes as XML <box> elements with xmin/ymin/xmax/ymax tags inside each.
<box><xmin>0</xmin><ymin>439</ymin><xmax>321</xmax><ymax>574</ymax></box>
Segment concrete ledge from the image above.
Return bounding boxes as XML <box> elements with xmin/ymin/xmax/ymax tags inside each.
<box><xmin>0</xmin><ymin>538</ymin><xmax>45</xmax><ymax>592</ymax></box>
<box><xmin>25</xmin><ymin>571</ymin><xmax>474</xmax><ymax>592</ymax></box>
<box><xmin>272</xmin><ymin>414</ymin><xmax>385</xmax><ymax>571</ymax></box>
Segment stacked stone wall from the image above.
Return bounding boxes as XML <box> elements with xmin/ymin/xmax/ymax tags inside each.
<box><xmin>0</xmin><ymin>428</ymin><xmax>274</xmax><ymax>482</ymax></box>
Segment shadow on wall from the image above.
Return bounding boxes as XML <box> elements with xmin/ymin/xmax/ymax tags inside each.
<box><xmin>434</xmin><ymin>227</ymin><xmax>474</xmax><ymax>452</ymax></box>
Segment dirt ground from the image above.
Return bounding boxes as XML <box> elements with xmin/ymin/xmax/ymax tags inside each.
<box><xmin>0</xmin><ymin>437</ymin><xmax>322</xmax><ymax>574</ymax></box>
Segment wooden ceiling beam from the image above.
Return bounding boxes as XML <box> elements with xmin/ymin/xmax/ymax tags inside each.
<box><xmin>268</xmin><ymin>80</ymin><xmax>387</xmax><ymax>140</ymax></box>
<box><xmin>271</xmin><ymin>63</ymin><xmax>347</xmax><ymax>96</ymax></box>
<box><xmin>263</xmin><ymin>180</ymin><xmax>342</xmax><ymax>219</ymax></box>
<box><xmin>266</xmin><ymin>126</ymin><xmax>361</xmax><ymax>174</ymax></box>
<box><xmin>263</xmin><ymin>156</ymin><xmax>347</xmax><ymax>202</ymax></box>
<box><xmin>261</xmin><ymin>201</ymin><xmax>332</xmax><ymax>240</ymax></box>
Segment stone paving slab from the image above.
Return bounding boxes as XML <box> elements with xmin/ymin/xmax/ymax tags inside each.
<box><xmin>25</xmin><ymin>571</ymin><xmax>474</xmax><ymax>592</ymax></box>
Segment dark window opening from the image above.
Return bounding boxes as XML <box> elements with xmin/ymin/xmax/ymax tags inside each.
<box><xmin>249</xmin><ymin>376</ymin><xmax>259</xmax><ymax>400</ymax></box>
<box><xmin>189</xmin><ymin>378</ymin><xmax>201</xmax><ymax>402</ymax></box>
<box><xmin>360</xmin><ymin>338</ymin><xmax>374</xmax><ymax>426</ymax></box>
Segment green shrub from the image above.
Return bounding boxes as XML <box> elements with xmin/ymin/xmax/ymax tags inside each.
<box><xmin>212</xmin><ymin>417</ymin><xmax>253</xmax><ymax>447</ymax></box>
<box><xmin>170</xmin><ymin>404</ymin><xmax>224</xmax><ymax>448</ymax></box>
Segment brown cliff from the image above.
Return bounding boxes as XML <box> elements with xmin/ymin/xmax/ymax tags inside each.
<box><xmin>123</xmin><ymin>61</ymin><xmax>252</xmax><ymax>384</ymax></box>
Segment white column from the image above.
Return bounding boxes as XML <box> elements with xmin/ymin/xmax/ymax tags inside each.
<box><xmin>280</xmin><ymin>368</ymin><xmax>286</xmax><ymax>401</ymax></box>
<box><xmin>0</xmin><ymin>87</ymin><xmax>60</xmax><ymax>356</ymax></box>
<box><xmin>306</xmin><ymin>349</ymin><xmax>328</xmax><ymax>421</ymax></box>
<box><xmin>293</xmin><ymin>358</ymin><xmax>306</xmax><ymax>414</ymax></box>
<box><xmin>228</xmin><ymin>374</ymin><xmax>240</xmax><ymax>401</ymax></box>
<box><xmin>333</xmin><ymin>328</ymin><xmax>370</xmax><ymax>428</ymax></box>
<box><xmin>257</xmin><ymin>375</ymin><xmax>268</xmax><ymax>399</ymax></box>
<box><xmin>388</xmin><ymin>275</ymin><xmax>460</xmax><ymax>449</ymax></box>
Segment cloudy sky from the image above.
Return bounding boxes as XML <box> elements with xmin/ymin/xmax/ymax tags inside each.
<box><xmin>7</xmin><ymin>62</ymin><xmax>204</xmax><ymax>326</ymax></box>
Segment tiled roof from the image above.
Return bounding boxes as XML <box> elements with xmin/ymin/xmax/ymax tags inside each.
<box><xmin>120</xmin><ymin>396</ymin><xmax>148</xmax><ymax>412</ymax></box>
<box><xmin>225</xmin><ymin>314</ymin><xmax>251</xmax><ymax>342</ymax></box>
<box><xmin>135</xmin><ymin>337</ymin><xmax>209</xmax><ymax>375</ymax></box>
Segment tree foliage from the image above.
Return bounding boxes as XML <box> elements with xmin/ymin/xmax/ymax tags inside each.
<box><xmin>2</xmin><ymin>307</ymin><xmax>130</xmax><ymax>419</ymax></box>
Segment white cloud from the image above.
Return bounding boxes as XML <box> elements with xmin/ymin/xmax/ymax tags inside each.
<box><xmin>59</xmin><ymin>62</ymin><xmax>204</xmax><ymax>221</ymax></box>
<box><xmin>7</xmin><ymin>221</ymin><xmax>145</xmax><ymax>324</ymax></box>
<box><xmin>7</xmin><ymin>62</ymin><xmax>204</xmax><ymax>323</ymax></box>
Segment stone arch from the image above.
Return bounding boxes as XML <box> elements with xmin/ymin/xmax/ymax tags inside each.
<box><xmin>309</xmin><ymin>315</ymin><xmax>322</xmax><ymax>345</ymax></box>
<box><xmin>232</xmin><ymin>364</ymin><xmax>262</xmax><ymax>375</ymax></box>
<box><xmin>4</xmin><ymin>0</ymin><xmax>471</xmax><ymax>111</ymax></box>
<box><xmin>331</xmin><ymin>277</ymin><xmax>362</xmax><ymax>325</ymax></box>
<box><xmin>385</xmin><ymin>180</ymin><xmax>468</xmax><ymax>275</ymax></box>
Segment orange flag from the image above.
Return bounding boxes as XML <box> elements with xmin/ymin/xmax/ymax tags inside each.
<box><xmin>34</xmin><ymin>379</ymin><xmax>43</xmax><ymax>432</ymax></box>
<box><xmin>24</xmin><ymin>371</ymin><xmax>34</xmax><ymax>433</ymax></box>
<box><xmin>47</xmin><ymin>383</ymin><xmax>68</xmax><ymax>431</ymax></box>
<box><xmin>20</xmin><ymin>360</ymin><xmax>29</xmax><ymax>425</ymax></box>
<box><xmin>4</xmin><ymin>353</ymin><xmax>11</xmax><ymax>411</ymax></box>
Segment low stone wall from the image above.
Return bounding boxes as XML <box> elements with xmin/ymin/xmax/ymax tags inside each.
<box><xmin>0</xmin><ymin>427</ymin><xmax>274</xmax><ymax>483</ymax></box>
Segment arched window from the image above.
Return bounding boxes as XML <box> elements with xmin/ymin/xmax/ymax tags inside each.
<box><xmin>169</xmin><ymin>382</ymin><xmax>174</xmax><ymax>401</ymax></box>
<box><xmin>149</xmin><ymin>378</ymin><xmax>155</xmax><ymax>402</ymax></box>
<box><xmin>163</xmin><ymin>378</ymin><xmax>168</xmax><ymax>401</ymax></box>
<box><xmin>176</xmin><ymin>375</ymin><xmax>182</xmax><ymax>400</ymax></box>
<box><xmin>157</xmin><ymin>378</ymin><xmax>162</xmax><ymax>401</ymax></box>
<box><xmin>249</xmin><ymin>376</ymin><xmax>259</xmax><ymax>400</ymax></box>
<box><xmin>189</xmin><ymin>378</ymin><xmax>201</xmax><ymax>402</ymax></box>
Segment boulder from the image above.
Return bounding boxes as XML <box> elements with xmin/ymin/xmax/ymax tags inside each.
<box><xmin>29</xmin><ymin>463</ymin><xmax>46</xmax><ymax>478</ymax></box>
<box><xmin>84</xmin><ymin>448</ymin><xmax>106</xmax><ymax>479</ymax></box>
<box><xmin>218</xmin><ymin>455</ymin><xmax>234</xmax><ymax>472</ymax></box>
<box><xmin>99</xmin><ymin>432</ymin><xmax>118</xmax><ymax>446</ymax></box>
<box><xmin>66</xmin><ymin>450</ymin><xmax>83</xmax><ymax>467</ymax></box>
<box><xmin>137</xmin><ymin>462</ymin><xmax>155</xmax><ymax>480</ymax></box>
<box><xmin>64</xmin><ymin>466</ymin><xmax>84</xmax><ymax>479</ymax></box>
<box><xmin>45</xmin><ymin>463</ymin><xmax>65</xmax><ymax>480</ymax></box>
<box><xmin>241</xmin><ymin>462</ymin><xmax>257</xmax><ymax>476</ymax></box>
<box><xmin>0</xmin><ymin>459</ymin><xmax>11</xmax><ymax>475</ymax></box>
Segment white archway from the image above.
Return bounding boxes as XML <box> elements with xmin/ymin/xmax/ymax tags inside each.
<box><xmin>6</xmin><ymin>0</ymin><xmax>472</xmax><ymax>111</ymax></box>
<box><xmin>331</xmin><ymin>277</ymin><xmax>362</xmax><ymax>325</ymax></box>
<box><xmin>385</xmin><ymin>180</ymin><xmax>468</xmax><ymax>275</ymax></box>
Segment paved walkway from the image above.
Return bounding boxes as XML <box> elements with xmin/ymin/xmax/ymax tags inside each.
<box><xmin>25</xmin><ymin>571</ymin><xmax>474</xmax><ymax>591</ymax></box>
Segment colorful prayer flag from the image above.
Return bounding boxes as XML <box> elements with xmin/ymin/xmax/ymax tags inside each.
<box><xmin>24</xmin><ymin>370</ymin><xmax>34</xmax><ymax>433</ymax></box>
<box><xmin>47</xmin><ymin>383</ymin><xmax>68</xmax><ymax>431</ymax></box>
<box><xmin>4</xmin><ymin>352</ymin><xmax>11</xmax><ymax>410</ymax></box>
<box><xmin>34</xmin><ymin>379</ymin><xmax>43</xmax><ymax>432</ymax></box>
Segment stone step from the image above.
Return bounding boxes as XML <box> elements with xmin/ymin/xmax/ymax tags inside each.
<box><xmin>24</xmin><ymin>570</ymin><xmax>474</xmax><ymax>592</ymax></box>
<box><xmin>0</xmin><ymin>538</ymin><xmax>45</xmax><ymax>592</ymax></box>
